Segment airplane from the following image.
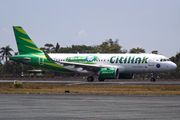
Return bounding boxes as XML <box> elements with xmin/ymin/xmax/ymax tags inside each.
<box><xmin>10</xmin><ymin>26</ymin><xmax>177</xmax><ymax>82</ymax></box>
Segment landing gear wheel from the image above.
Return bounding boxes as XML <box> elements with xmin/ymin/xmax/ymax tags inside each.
<box><xmin>151</xmin><ymin>77</ymin><xmax>156</xmax><ymax>82</ymax></box>
<box><xmin>98</xmin><ymin>77</ymin><xmax>105</xmax><ymax>82</ymax></box>
<box><xmin>150</xmin><ymin>73</ymin><xmax>156</xmax><ymax>82</ymax></box>
<box><xmin>87</xmin><ymin>76</ymin><xmax>94</xmax><ymax>82</ymax></box>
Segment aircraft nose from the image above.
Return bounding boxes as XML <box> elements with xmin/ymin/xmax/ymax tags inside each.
<box><xmin>171</xmin><ymin>62</ymin><xmax>177</xmax><ymax>70</ymax></box>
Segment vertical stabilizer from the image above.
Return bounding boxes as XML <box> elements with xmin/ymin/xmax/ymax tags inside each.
<box><xmin>13</xmin><ymin>26</ymin><xmax>43</xmax><ymax>55</ymax></box>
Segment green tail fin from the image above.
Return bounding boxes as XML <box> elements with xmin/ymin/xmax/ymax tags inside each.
<box><xmin>13</xmin><ymin>26</ymin><xmax>43</xmax><ymax>55</ymax></box>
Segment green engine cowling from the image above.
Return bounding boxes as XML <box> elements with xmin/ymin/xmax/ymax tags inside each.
<box><xmin>99</xmin><ymin>67</ymin><xmax>119</xmax><ymax>79</ymax></box>
<box><xmin>118</xmin><ymin>73</ymin><xmax>134</xmax><ymax>79</ymax></box>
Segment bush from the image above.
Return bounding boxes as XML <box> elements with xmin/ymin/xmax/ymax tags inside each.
<box><xmin>14</xmin><ymin>83</ymin><xmax>23</xmax><ymax>88</ymax></box>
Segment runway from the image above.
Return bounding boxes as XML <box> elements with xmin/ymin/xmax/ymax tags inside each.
<box><xmin>1</xmin><ymin>80</ymin><xmax>180</xmax><ymax>85</ymax></box>
<box><xmin>0</xmin><ymin>94</ymin><xmax>180</xmax><ymax>120</ymax></box>
<box><xmin>1</xmin><ymin>80</ymin><xmax>180</xmax><ymax>119</ymax></box>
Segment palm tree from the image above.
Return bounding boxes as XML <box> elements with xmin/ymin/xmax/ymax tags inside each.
<box><xmin>0</xmin><ymin>45</ymin><xmax>13</xmax><ymax>73</ymax></box>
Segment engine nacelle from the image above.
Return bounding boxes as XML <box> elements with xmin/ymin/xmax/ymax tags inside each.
<box><xmin>118</xmin><ymin>73</ymin><xmax>134</xmax><ymax>79</ymax></box>
<box><xmin>98</xmin><ymin>67</ymin><xmax>119</xmax><ymax>79</ymax></box>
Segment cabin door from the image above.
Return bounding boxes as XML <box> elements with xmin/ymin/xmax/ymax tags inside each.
<box><xmin>39</xmin><ymin>56</ymin><xmax>44</xmax><ymax>65</ymax></box>
<box><xmin>148</xmin><ymin>57</ymin><xmax>154</xmax><ymax>66</ymax></box>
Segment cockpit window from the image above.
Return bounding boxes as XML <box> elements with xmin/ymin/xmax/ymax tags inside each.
<box><xmin>160</xmin><ymin>59</ymin><xmax>170</xmax><ymax>62</ymax></box>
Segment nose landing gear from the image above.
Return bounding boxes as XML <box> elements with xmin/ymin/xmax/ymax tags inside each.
<box><xmin>151</xmin><ymin>77</ymin><xmax>156</xmax><ymax>82</ymax></box>
<box><xmin>151</xmin><ymin>73</ymin><xmax>156</xmax><ymax>82</ymax></box>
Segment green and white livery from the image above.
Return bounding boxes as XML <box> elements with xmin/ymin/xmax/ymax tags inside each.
<box><xmin>10</xmin><ymin>26</ymin><xmax>177</xmax><ymax>82</ymax></box>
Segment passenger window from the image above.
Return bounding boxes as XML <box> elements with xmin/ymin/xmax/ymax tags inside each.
<box><xmin>164</xmin><ymin>59</ymin><xmax>166</xmax><ymax>61</ymax></box>
<box><xmin>160</xmin><ymin>59</ymin><xmax>162</xmax><ymax>62</ymax></box>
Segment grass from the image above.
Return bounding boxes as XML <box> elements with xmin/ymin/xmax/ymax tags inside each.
<box><xmin>0</xmin><ymin>83</ymin><xmax>180</xmax><ymax>95</ymax></box>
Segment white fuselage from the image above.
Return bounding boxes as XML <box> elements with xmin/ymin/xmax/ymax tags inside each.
<box><xmin>48</xmin><ymin>53</ymin><xmax>177</xmax><ymax>74</ymax></box>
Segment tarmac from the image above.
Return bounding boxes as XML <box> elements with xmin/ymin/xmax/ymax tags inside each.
<box><xmin>1</xmin><ymin>80</ymin><xmax>180</xmax><ymax>119</ymax></box>
<box><xmin>0</xmin><ymin>94</ymin><xmax>180</xmax><ymax>120</ymax></box>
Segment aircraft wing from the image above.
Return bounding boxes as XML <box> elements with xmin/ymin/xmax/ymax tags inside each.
<box><xmin>59</xmin><ymin>61</ymin><xmax>116</xmax><ymax>72</ymax></box>
<box><xmin>44</xmin><ymin>51</ymin><xmax>118</xmax><ymax>72</ymax></box>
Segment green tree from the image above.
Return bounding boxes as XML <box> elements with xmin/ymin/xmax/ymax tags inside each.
<box><xmin>40</xmin><ymin>39</ymin><xmax>126</xmax><ymax>53</ymax></box>
<box><xmin>59</xmin><ymin>47</ymin><xmax>75</xmax><ymax>53</ymax></box>
<box><xmin>99</xmin><ymin>39</ymin><xmax>125</xmax><ymax>53</ymax></box>
<box><xmin>168</xmin><ymin>52</ymin><xmax>180</xmax><ymax>79</ymax></box>
<box><xmin>151</xmin><ymin>50</ymin><xmax>158</xmax><ymax>54</ymax></box>
<box><xmin>71</xmin><ymin>45</ymin><xmax>98</xmax><ymax>53</ymax></box>
<box><xmin>129</xmin><ymin>47</ymin><xmax>145</xmax><ymax>53</ymax></box>
<box><xmin>55</xmin><ymin>43</ymin><xmax>60</xmax><ymax>52</ymax></box>
<box><xmin>44</xmin><ymin>43</ymin><xmax>54</xmax><ymax>53</ymax></box>
<box><xmin>86</xmin><ymin>45</ymin><xmax>100</xmax><ymax>53</ymax></box>
<box><xmin>0</xmin><ymin>45</ymin><xmax>13</xmax><ymax>73</ymax></box>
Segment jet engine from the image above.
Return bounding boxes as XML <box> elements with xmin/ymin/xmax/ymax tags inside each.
<box><xmin>98</xmin><ymin>67</ymin><xmax>119</xmax><ymax>79</ymax></box>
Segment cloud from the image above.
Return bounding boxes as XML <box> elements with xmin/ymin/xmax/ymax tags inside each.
<box><xmin>78</xmin><ymin>30</ymin><xmax>88</xmax><ymax>39</ymax></box>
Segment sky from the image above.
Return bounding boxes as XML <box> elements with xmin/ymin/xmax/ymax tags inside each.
<box><xmin>0</xmin><ymin>0</ymin><xmax>180</xmax><ymax>58</ymax></box>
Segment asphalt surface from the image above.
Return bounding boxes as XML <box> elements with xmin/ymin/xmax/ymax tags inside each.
<box><xmin>1</xmin><ymin>80</ymin><xmax>180</xmax><ymax>85</ymax></box>
<box><xmin>0</xmin><ymin>94</ymin><xmax>180</xmax><ymax>120</ymax></box>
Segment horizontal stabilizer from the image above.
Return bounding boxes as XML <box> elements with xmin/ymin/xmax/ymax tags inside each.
<box><xmin>10</xmin><ymin>56</ymin><xmax>31</xmax><ymax>62</ymax></box>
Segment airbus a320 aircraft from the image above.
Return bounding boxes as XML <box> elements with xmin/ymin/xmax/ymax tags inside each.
<box><xmin>10</xmin><ymin>26</ymin><xmax>177</xmax><ymax>82</ymax></box>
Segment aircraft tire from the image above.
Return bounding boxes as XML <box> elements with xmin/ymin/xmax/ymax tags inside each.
<box><xmin>98</xmin><ymin>77</ymin><xmax>105</xmax><ymax>82</ymax></box>
<box><xmin>87</xmin><ymin>76</ymin><xmax>94</xmax><ymax>82</ymax></box>
<box><xmin>151</xmin><ymin>77</ymin><xmax>156</xmax><ymax>82</ymax></box>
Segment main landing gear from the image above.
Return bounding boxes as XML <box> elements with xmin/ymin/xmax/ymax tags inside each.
<box><xmin>87</xmin><ymin>76</ymin><xmax>105</xmax><ymax>82</ymax></box>
<box><xmin>98</xmin><ymin>77</ymin><xmax>105</xmax><ymax>82</ymax></box>
<box><xmin>87</xmin><ymin>76</ymin><xmax>94</xmax><ymax>82</ymax></box>
<box><xmin>151</xmin><ymin>73</ymin><xmax>156</xmax><ymax>82</ymax></box>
